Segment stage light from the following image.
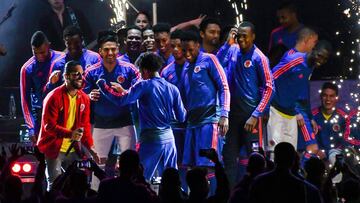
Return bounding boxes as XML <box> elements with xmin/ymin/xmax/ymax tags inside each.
<box><xmin>22</xmin><ymin>163</ymin><xmax>32</xmax><ymax>173</ymax></box>
<box><xmin>12</xmin><ymin>163</ymin><xmax>21</xmax><ymax>173</ymax></box>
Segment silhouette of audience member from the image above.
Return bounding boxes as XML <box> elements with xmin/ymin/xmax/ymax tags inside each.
<box><xmin>97</xmin><ymin>150</ymin><xmax>159</xmax><ymax>203</ymax></box>
<box><xmin>186</xmin><ymin>148</ymin><xmax>230</xmax><ymax>203</ymax></box>
<box><xmin>229</xmin><ymin>152</ymin><xmax>266</xmax><ymax>203</ymax></box>
<box><xmin>340</xmin><ymin>178</ymin><xmax>360</xmax><ymax>203</ymax></box>
<box><xmin>304</xmin><ymin>157</ymin><xmax>325</xmax><ymax>190</ymax></box>
<box><xmin>249</xmin><ymin>142</ymin><xmax>323</xmax><ymax>203</ymax></box>
<box><xmin>159</xmin><ymin>168</ymin><xmax>187</xmax><ymax>203</ymax></box>
<box><xmin>55</xmin><ymin>169</ymin><xmax>95</xmax><ymax>203</ymax></box>
<box><xmin>1</xmin><ymin>175</ymin><xmax>23</xmax><ymax>203</ymax></box>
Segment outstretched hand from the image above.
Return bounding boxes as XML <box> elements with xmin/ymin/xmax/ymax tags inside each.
<box><xmin>110</xmin><ymin>82</ymin><xmax>126</xmax><ymax>93</ymax></box>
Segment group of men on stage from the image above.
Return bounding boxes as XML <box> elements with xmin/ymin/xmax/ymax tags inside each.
<box><xmin>18</xmin><ymin>1</ymin><xmax>360</xmax><ymax>191</ymax></box>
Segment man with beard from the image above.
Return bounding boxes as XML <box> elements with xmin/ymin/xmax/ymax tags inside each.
<box><xmin>118</xmin><ymin>26</ymin><xmax>143</xmax><ymax>64</ymax></box>
<box><xmin>199</xmin><ymin>18</ymin><xmax>221</xmax><ymax>54</ymax></box>
<box><xmin>84</xmin><ymin>31</ymin><xmax>140</xmax><ymax>176</ymax></box>
<box><xmin>268</xmin><ymin>40</ymin><xmax>332</xmax><ymax>152</ymax></box>
<box><xmin>153</xmin><ymin>23</ymin><xmax>175</xmax><ymax>68</ymax></box>
<box><xmin>20</xmin><ymin>31</ymin><xmax>64</xmax><ymax>143</ymax></box>
<box><xmin>97</xmin><ymin>53</ymin><xmax>186</xmax><ymax>180</ymax></box>
<box><xmin>44</xmin><ymin>25</ymin><xmax>101</xmax><ymax>93</ymax></box>
<box><xmin>37</xmin><ymin>60</ymin><xmax>98</xmax><ymax>189</ymax></box>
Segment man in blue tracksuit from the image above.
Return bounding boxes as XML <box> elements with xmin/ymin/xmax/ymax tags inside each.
<box><xmin>97</xmin><ymin>53</ymin><xmax>186</xmax><ymax>180</ymax></box>
<box><xmin>160</xmin><ymin>29</ymin><xmax>188</xmax><ymax>190</ymax></box>
<box><xmin>180</xmin><ymin>31</ymin><xmax>230</xmax><ymax>194</ymax></box>
<box><xmin>312</xmin><ymin>82</ymin><xmax>348</xmax><ymax>164</ymax></box>
<box><xmin>44</xmin><ymin>25</ymin><xmax>101</xmax><ymax>93</ymax></box>
<box><xmin>281</xmin><ymin>27</ymin><xmax>320</xmax><ymax>159</ymax></box>
<box><xmin>83</xmin><ymin>31</ymin><xmax>140</xmax><ymax>176</ymax></box>
<box><xmin>217</xmin><ymin>22</ymin><xmax>274</xmax><ymax>187</ymax></box>
<box><xmin>268</xmin><ymin>40</ymin><xmax>332</xmax><ymax>151</ymax></box>
<box><xmin>20</xmin><ymin>31</ymin><xmax>64</xmax><ymax>142</ymax></box>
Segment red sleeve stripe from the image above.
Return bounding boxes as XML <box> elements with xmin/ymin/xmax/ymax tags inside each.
<box><xmin>300</xmin><ymin>124</ymin><xmax>311</xmax><ymax>141</ymax></box>
<box><xmin>211</xmin><ymin>123</ymin><xmax>219</xmax><ymax>149</ymax></box>
<box><xmin>336</xmin><ymin>108</ymin><xmax>347</xmax><ymax>117</ymax></box>
<box><xmin>42</xmin><ymin>54</ymin><xmax>66</xmax><ymax>93</ymax></box>
<box><xmin>273</xmin><ymin>57</ymin><xmax>304</xmax><ymax>79</ymax></box>
<box><xmin>20</xmin><ymin>58</ymin><xmax>36</xmax><ymax>128</ymax></box>
<box><xmin>207</xmin><ymin>54</ymin><xmax>231</xmax><ymax>111</ymax></box>
<box><xmin>118</xmin><ymin>60</ymin><xmax>141</xmax><ymax>80</ymax></box>
<box><xmin>288</xmin><ymin>49</ymin><xmax>296</xmax><ymax>55</ymax></box>
<box><xmin>312</xmin><ymin>108</ymin><xmax>320</xmax><ymax>116</ymax></box>
<box><xmin>255</xmin><ymin>49</ymin><xmax>274</xmax><ymax>112</ymax></box>
<box><xmin>84</xmin><ymin>62</ymin><xmax>102</xmax><ymax>77</ymax></box>
<box><xmin>160</xmin><ymin>61</ymin><xmax>174</xmax><ymax>77</ymax></box>
<box><xmin>103</xmin><ymin>82</ymin><xmax>128</xmax><ymax>97</ymax></box>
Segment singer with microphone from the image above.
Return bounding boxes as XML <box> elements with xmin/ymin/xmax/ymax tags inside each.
<box><xmin>37</xmin><ymin>60</ymin><xmax>99</xmax><ymax>190</ymax></box>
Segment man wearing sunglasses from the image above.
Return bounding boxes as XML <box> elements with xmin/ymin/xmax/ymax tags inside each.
<box><xmin>37</xmin><ymin>60</ymin><xmax>98</xmax><ymax>190</ymax></box>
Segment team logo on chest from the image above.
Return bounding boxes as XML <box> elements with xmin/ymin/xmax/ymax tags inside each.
<box><xmin>117</xmin><ymin>75</ymin><xmax>125</xmax><ymax>83</ymax></box>
<box><xmin>168</xmin><ymin>74</ymin><xmax>174</xmax><ymax>80</ymax></box>
<box><xmin>298</xmin><ymin>74</ymin><xmax>304</xmax><ymax>79</ymax></box>
<box><xmin>332</xmin><ymin>123</ymin><xmax>340</xmax><ymax>132</ymax></box>
<box><xmin>80</xmin><ymin>104</ymin><xmax>85</xmax><ymax>112</ymax></box>
<box><xmin>194</xmin><ymin>66</ymin><xmax>201</xmax><ymax>73</ymax></box>
<box><xmin>244</xmin><ymin>60</ymin><xmax>252</xmax><ymax>68</ymax></box>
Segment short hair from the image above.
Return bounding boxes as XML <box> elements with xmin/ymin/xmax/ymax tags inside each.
<box><xmin>153</xmin><ymin>23</ymin><xmax>171</xmax><ymax>34</ymax></box>
<box><xmin>297</xmin><ymin>27</ymin><xmax>318</xmax><ymax>42</ymax></box>
<box><xmin>181</xmin><ymin>30</ymin><xmax>200</xmax><ymax>43</ymax></box>
<box><xmin>274</xmin><ymin>142</ymin><xmax>296</xmax><ymax>168</ymax></box>
<box><xmin>139</xmin><ymin>52</ymin><xmax>163</xmax><ymax>72</ymax></box>
<box><xmin>97</xmin><ymin>30</ymin><xmax>118</xmax><ymax>47</ymax></box>
<box><xmin>314</xmin><ymin>40</ymin><xmax>333</xmax><ymax>55</ymax></box>
<box><xmin>321</xmin><ymin>82</ymin><xmax>338</xmax><ymax>96</ymax></box>
<box><xmin>136</xmin><ymin>11</ymin><xmax>151</xmax><ymax>22</ymax></box>
<box><xmin>238</xmin><ymin>21</ymin><xmax>256</xmax><ymax>33</ymax></box>
<box><xmin>170</xmin><ymin>29</ymin><xmax>183</xmax><ymax>40</ymax></box>
<box><xmin>125</xmin><ymin>25</ymin><xmax>142</xmax><ymax>37</ymax></box>
<box><xmin>199</xmin><ymin>17</ymin><xmax>221</xmax><ymax>32</ymax></box>
<box><xmin>278</xmin><ymin>1</ymin><xmax>297</xmax><ymax>13</ymax></box>
<box><xmin>31</xmin><ymin>31</ymin><xmax>49</xmax><ymax>48</ymax></box>
<box><xmin>64</xmin><ymin>60</ymin><xmax>81</xmax><ymax>74</ymax></box>
<box><xmin>63</xmin><ymin>25</ymin><xmax>83</xmax><ymax>39</ymax></box>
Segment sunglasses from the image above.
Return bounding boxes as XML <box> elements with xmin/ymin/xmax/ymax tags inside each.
<box><xmin>68</xmin><ymin>71</ymin><xmax>84</xmax><ymax>78</ymax></box>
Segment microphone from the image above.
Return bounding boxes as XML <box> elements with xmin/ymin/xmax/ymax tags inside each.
<box><xmin>65</xmin><ymin>127</ymin><xmax>83</xmax><ymax>156</ymax></box>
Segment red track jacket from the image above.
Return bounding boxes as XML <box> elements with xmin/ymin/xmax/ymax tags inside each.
<box><xmin>37</xmin><ymin>84</ymin><xmax>93</xmax><ymax>159</ymax></box>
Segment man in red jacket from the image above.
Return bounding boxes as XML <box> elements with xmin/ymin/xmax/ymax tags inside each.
<box><xmin>37</xmin><ymin>60</ymin><xmax>98</xmax><ymax>190</ymax></box>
